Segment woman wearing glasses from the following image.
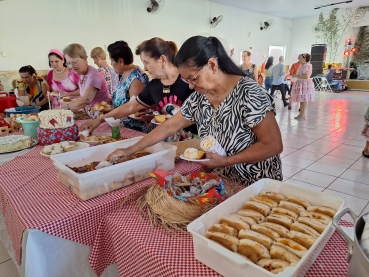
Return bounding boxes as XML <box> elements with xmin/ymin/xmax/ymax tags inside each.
<box><xmin>105</xmin><ymin>36</ymin><xmax>283</xmax><ymax>185</ymax></box>
<box><xmin>59</xmin><ymin>43</ymin><xmax>111</xmax><ymax>118</ymax></box>
<box><xmin>81</xmin><ymin>37</ymin><xmax>197</xmax><ymax>135</ymax></box>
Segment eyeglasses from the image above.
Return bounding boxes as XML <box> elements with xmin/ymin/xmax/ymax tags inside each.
<box><xmin>181</xmin><ymin>66</ymin><xmax>204</xmax><ymax>85</ymax></box>
<box><xmin>67</xmin><ymin>58</ymin><xmax>81</xmax><ymax>67</ymax></box>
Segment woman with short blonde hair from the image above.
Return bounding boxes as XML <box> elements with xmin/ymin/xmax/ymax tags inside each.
<box><xmin>90</xmin><ymin>47</ymin><xmax>117</xmax><ymax>96</ymax></box>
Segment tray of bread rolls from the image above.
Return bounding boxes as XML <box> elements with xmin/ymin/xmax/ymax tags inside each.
<box><xmin>187</xmin><ymin>179</ymin><xmax>344</xmax><ymax>277</ymax></box>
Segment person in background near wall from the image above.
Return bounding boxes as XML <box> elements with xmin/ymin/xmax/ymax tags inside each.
<box><xmin>288</xmin><ymin>58</ymin><xmax>300</xmax><ymax>110</ymax></box>
<box><xmin>17</xmin><ymin>65</ymin><xmax>49</xmax><ymax>111</ymax></box>
<box><xmin>0</xmin><ymin>81</ymin><xmax>5</xmax><ymax>92</ymax></box>
<box><xmin>325</xmin><ymin>64</ymin><xmax>341</xmax><ymax>92</ymax></box>
<box><xmin>240</xmin><ymin>51</ymin><xmax>258</xmax><ymax>81</ymax></box>
<box><xmin>264</xmin><ymin>56</ymin><xmax>274</xmax><ymax>93</ymax></box>
<box><xmin>290</xmin><ymin>53</ymin><xmax>315</xmax><ymax>121</ymax></box>
<box><xmin>271</xmin><ymin>56</ymin><xmax>289</xmax><ymax>107</ymax></box>
<box><xmin>46</xmin><ymin>49</ymin><xmax>80</xmax><ymax>109</ymax></box>
<box><xmin>90</xmin><ymin>47</ymin><xmax>118</xmax><ymax>96</ymax></box>
<box><xmin>60</xmin><ymin>43</ymin><xmax>111</xmax><ymax>118</ymax></box>
<box><xmin>362</xmin><ymin>107</ymin><xmax>369</xmax><ymax>159</ymax></box>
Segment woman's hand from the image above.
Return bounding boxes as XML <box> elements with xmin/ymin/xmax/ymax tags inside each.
<box><xmin>199</xmin><ymin>152</ymin><xmax>230</xmax><ymax>169</ymax></box>
<box><xmin>80</xmin><ymin>119</ymin><xmax>101</xmax><ymax>133</ymax></box>
<box><xmin>106</xmin><ymin>147</ymin><xmax>133</xmax><ymax>164</ymax></box>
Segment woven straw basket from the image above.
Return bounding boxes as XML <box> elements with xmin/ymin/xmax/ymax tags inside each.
<box><xmin>167</xmin><ymin>138</ymin><xmax>200</xmax><ymax>158</ymax></box>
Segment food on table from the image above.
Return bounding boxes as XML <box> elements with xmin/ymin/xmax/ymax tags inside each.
<box><xmin>38</xmin><ymin>110</ymin><xmax>74</xmax><ymax>129</ymax></box>
<box><xmin>96</xmin><ymin>137</ymin><xmax>126</xmax><ymax>145</ymax></box>
<box><xmin>0</xmin><ymin>135</ymin><xmax>31</xmax><ymax>153</ymax></box>
<box><xmin>204</xmin><ymin>190</ymin><xmax>337</xmax><ymax>274</ymax></box>
<box><xmin>258</xmin><ymin>258</ymin><xmax>290</xmax><ymax>274</ymax></box>
<box><xmin>62</xmin><ymin>97</ymin><xmax>71</xmax><ymax>102</ymax></box>
<box><xmin>92</xmin><ymin>101</ymin><xmax>112</xmax><ymax>112</ymax></box>
<box><xmin>21</xmin><ymin>115</ymin><xmax>39</xmax><ymax>121</ymax></box>
<box><xmin>200</xmin><ymin>135</ymin><xmax>215</xmax><ymax>151</ymax></box>
<box><xmin>154</xmin><ymin>115</ymin><xmax>166</xmax><ymax>123</ymax></box>
<box><xmin>42</xmin><ymin>141</ymin><xmax>76</xmax><ymax>155</ymax></box>
<box><xmin>66</xmin><ymin>150</ymin><xmax>151</xmax><ymax>173</ymax></box>
<box><xmin>205</xmin><ymin>231</ymin><xmax>239</xmax><ymax>252</ymax></box>
<box><xmin>80</xmin><ymin>134</ymin><xmax>112</xmax><ymax>142</ymax></box>
<box><xmin>183</xmin><ymin>148</ymin><xmax>206</xmax><ymax>160</ymax></box>
<box><xmin>0</xmin><ymin>118</ymin><xmax>11</xmax><ymax>128</ymax></box>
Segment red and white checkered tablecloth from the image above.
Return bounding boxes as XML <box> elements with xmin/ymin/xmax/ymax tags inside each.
<box><xmin>0</xmin><ymin>122</ymin><xmax>201</xmax><ymax>265</ymax></box>
<box><xmin>90</xmin><ymin>195</ymin><xmax>352</xmax><ymax>277</ymax></box>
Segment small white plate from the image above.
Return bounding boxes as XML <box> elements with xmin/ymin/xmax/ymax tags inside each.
<box><xmin>40</xmin><ymin>142</ymin><xmax>90</xmax><ymax>158</ymax></box>
<box><xmin>179</xmin><ymin>154</ymin><xmax>209</xmax><ymax>162</ymax></box>
<box><xmin>151</xmin><ymin>118</ymin><xmax>163</xmax><ymax>125</ymax></box>
<box><xmin>80</xmin><ymin>133</ymin><xmax>111</xmax><ymax>145</ymax></box>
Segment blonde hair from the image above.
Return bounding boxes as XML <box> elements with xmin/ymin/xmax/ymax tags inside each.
<box><xmin>63</xmin><ymin>43</ymin><xmax>88</xmax><ymax>60</ymax></box>
<box><xmin>90</xmin><ymin>47</ymin><xmax>106</xmax><ymax>60</ymax></box>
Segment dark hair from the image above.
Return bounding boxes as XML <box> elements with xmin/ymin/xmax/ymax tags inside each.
<box><xmin>242</xmin><ymin>51</ymin><xmax>251</xmax><ymax>57</ymax></box>
<box><xmin>174</xmin><ymin>36</ymin><xmax>245</xmax><ymax>76</ymax></box>
<box><xmin>135</xmin><ymin>37</ymin><xmax>178</xmax><ymax>64</ymax></box>
<box><xmin>48</xmin><ymin>53</ymin><xmax>67</xmax><ymax>68</ymax></box>
<box><xmin>301</xmin><ymin>53</ymin><xmax>311</xmax><ymax>62</ymax></box>
<box><xmin>107</xmin><ymin>41</ymin><xmax>134</xmax><ymax>64</ymax></box>
<box><xmin>19</xmin><ymin>65</ymin><xmax>37</xmax><ymax>76</ymax></box>
<box><xmin>327</xmin><ymin>64</ymin><xmax>332</xmax><ymax>69</ymax></box>
<box><xmin>265</xmin><ymin>57</ymin><xmax>274</xmax><ymax>70</ymax></box>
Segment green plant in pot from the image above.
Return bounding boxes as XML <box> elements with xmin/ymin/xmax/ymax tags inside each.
<box><xmin>349</xmin><ymin>61</ymin><xmax>358</xmax><ymax>79</ymax></box>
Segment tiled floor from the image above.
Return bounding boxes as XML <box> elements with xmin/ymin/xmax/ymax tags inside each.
<box><xmin>0</xmin><ymin>89</ymin><xmax>368</xmax><ymax>276</ymax></box>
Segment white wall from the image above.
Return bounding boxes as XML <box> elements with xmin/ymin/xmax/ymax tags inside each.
<box><xmin>0</xmin><ymin>0</ymin><xmax>292</xmax><ymax>71</ymax></box>
<box><xmin>289</xmin><ymin>8</ymin><xmax>369</xmax><ymax>64</ymax></box>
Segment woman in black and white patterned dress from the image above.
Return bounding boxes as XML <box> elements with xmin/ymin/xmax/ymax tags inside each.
<box><xmin>106</xmin><ymin>36</ymin><xmax>283</xmax><ymax>186</ymax></box>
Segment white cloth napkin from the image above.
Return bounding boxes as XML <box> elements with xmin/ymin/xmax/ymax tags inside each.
<box><xmin>95</xmin><ymin>160</ymin><xmax>112</xmax><ymax>170</ymax></box>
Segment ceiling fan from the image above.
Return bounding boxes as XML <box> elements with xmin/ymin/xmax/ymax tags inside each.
<box><xmin>210</xmin><ymin>15</ymin><xmax>223</xmax><ymax>28</ymax></box>
<box><xmin>314</xmin><ymin>0</ymin><xmax>352</xmax><ymax>9</ymax></box>
<box><xmin>147</xmin><ymin>0</ymin><xmax>165</xmax><ymax>14</ymax></box>
<box><xmin>260</xmin><ymin>19</ymin><xmax>274</xmax><ymax>31</ymax></box>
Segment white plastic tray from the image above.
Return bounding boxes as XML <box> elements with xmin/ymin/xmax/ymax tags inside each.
<box><xmin>51</xmin><ymin>136</ymin><xmax>177</xmax><ymax>200</ymax></box>
<box><xmin>187</xmin><ymin>178</ymin><xmax>345</xmax><ymax>277</ymax></box>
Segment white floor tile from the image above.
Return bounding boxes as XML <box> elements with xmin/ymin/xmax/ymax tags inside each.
<box><xmin>286</xmin><ymin>150</ymin><xmax>326</xmax><ymax>161</ymax></box>
<box><xmin>0</xmin><ymin>243</ymin><xmax>10</xmax><ymax>264</ymax></box>
<box><xmin>281</xmin><ymin>156</ymin><xmax>314</xmax><ymax>169</ymax></box>
<box><xmin>340</xmin><ymin>169</ymin><xmax>369</xmax><ymax>185</ymax></box>
<box><xmin>344</xmin><ymin>139</ymin><xmax>367</xmax><ymax>147</ymax></box>
<box><xmin>300</xmin><ymin>144</ymin><xmax>335</xmax><ymax>155</ymax></box>
<box><xmin>317</xmin><ymin>155</ymin><xmax>356</xmax><ymax>168</ymax></box>
<box><xmin>328</xmin><ymin>178</ymin><xmax>369</xmax><ymax>200</ymax></box>
<box><xmin>327</xmin><ymin>148</ymin><xmax>362</xmax><ymax>160</ymax></box>
<box><xmin>360</xmin><ymin>203</ymin><xmax>369</xmax><ymax>216</ymax></box>
<box><xmin>290</xmin><ymin>170</ymin><xmax>337</xmax><ymax>188</ymax></box>
<box><xmin>282</xmin><ymin>164</ymin><xmax>302</xmax><ymax>179</ymax></box>
<box><xmin>280</xmin><ymin>147</ymin><xmax>297</xmax><ymax>158</ymax></box>
<box><xmin>284</xmin><ymin>179</ymin><xmax>324</xmax><ymax>192</ymax></box>
<box><xmin>0</xmin><ymin>259</ymin><xmax>19</xmax><ymax>277</ymax></box>
<box><xmin>350</xmin><ymin>158</ymin><xmax>369</xmax><ymax>173</ymax></box>
<box><xmin>306</xmin><ymin>162</ymin><xmax>348</xmax><ymax>177</ymax></box>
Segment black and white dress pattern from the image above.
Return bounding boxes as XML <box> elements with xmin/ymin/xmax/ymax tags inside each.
<box><xmin>181</xmin><ymin>77</ymin><xmax>283</xmax><ymax>186</ymax></box>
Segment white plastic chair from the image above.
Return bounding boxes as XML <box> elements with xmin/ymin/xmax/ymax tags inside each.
<box><xmin>312</xmin><ymin>76</ymin><xmax>332</xmax><ymax>92</ymax></box>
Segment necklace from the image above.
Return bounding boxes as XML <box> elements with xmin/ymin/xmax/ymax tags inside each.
<box><xmin>55</xmin><ymin>67</ymin><xmax>66</xmax><ymax>74</ymax></box>
<box><xmin>163</xmin><ymin>85</ymin><xmax>170</xmax><ymax>94</ymax></box>
<box><xmin>212</xmin><ymin>107</ymin><xmax>218</xmax><ymax>125</ymax></box>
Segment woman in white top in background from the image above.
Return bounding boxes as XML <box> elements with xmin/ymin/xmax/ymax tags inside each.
<box><xmin>264</xmin><ymin>56</ymin><xmax>274</xmax><ymax>93</ymax></box>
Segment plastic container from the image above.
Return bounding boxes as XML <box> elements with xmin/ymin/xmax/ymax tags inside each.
<box><xmin>50</xmin><ymin>137</ymin><xmax>177</xmax><ymax>200</ymax></box>
<box><xmin>16</xmin><ymin>117</ymin><xmax>40</xmax><ymax>138</ymax></box>
<box><xmin>187</xmin><ymin>179</ymin><xmax>345</xmax><ymax>277</ymax></box>
<box><xmin>0</xmin><ymin>92</ymin><xmax>17</xmax><ymax>113</ymax></box>
<box><xmin>5</xmin><ymin>106</ymin><xmax>41</xmax><ymax>117</ymax></box>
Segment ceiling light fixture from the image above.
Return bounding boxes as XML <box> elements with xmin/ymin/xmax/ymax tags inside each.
<box><xmin>314</xmin><ymin>0</ymin><xmax>352</xmax><ymax>9</ymax></box>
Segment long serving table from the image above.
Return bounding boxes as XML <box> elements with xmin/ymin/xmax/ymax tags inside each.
<box><xmin>0</xmin><ymin>121</ymin><xmax>352</xmax><ymax>277</ymax></box>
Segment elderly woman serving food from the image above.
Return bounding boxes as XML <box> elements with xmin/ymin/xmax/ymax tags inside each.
<box><xmin>106</xmin><ymin>36</ymin><xmax>283</xmax><ymax>185</ymax></box>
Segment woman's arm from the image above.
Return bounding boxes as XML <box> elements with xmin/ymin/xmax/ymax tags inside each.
<box><xmin>202</xmin><ymin>111</ymin><xmax>283</xmax><ymax>168</ymax></box>
<box><xmin>60</xmin><ymin>85</ymin><xmax>97</xmax><ymax>110</ymax></box>
<box><xmin>254</xmin><ymin>66</ymin><xmax>259</xmax><ymax>81</ymax></box>
<box><xmin>35</xmin><ymin>83</ymin><xmax>50</xmax><ymax>107</ymax></box>
<box><xmin>128</xmin><ymin>79</ymin><xmax>146</xmax><ymax>98</ymax></box>
<box><xmin>66</xmin><ymin>89</ymin><xmax>80</xmax><ymax>96</ymax></box>
<box><xmin>106</xmin><ymin>112</ymin><xmax>193</xmax><ymax>163</ymax></box>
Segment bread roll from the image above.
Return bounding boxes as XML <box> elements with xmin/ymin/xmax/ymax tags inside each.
<box><xmin>307</xmin><ymin>206</ymin><xmax>336</xmax><ymax>218</ymax></box>
<box><xmin>154</xmin><ymin>115</ymin><xmax>166</xmax><ymax>123</ymax></box>
<box><xmin>279</xmin><ymin>201</ymin><xmax>305</xmax><ymax>215</ymax></box>
<box><xmin>237</xmin><ymin>209</ymin><xmax>265</xmax><ymax>223</ymax></box>
<box><xmin>237</xmin><ymin>239</ymin><xmax>271</xmax><ymax>263</ymax></box>
<box><xmin>251</xmin><ymin>196</ymin><xmax>278</xmax><ymax>208</ymax></box>
<box><xmin>206</xmin><ymin>231</ymin><xmax>239</xmax><ymax>252</ymax></box>
<box><xmin>183</xmin><ymin>148</ymin><xmax>206</xmax><ymax>160</ymax></box>
<box><xmin>300</xmin><ymin>211</ymin><xmax>332</xmax><ymax>225</ymax></box>
<box><xmin>297</xmin><ymin>217</ymin><xmax>327</xmax><ymax>234</ymax></box>
<box><xmin>258</xmin><ymin>258</ymin><xmax>290</xmax><ymax>274</ymax></box>
<box><xmin>208</xmin><ymin>223</ymin><xmax>238</xmax><ymax>237</ymax></box>
<box><xmin>270</xmin><ymin>244</ymin><xmax>300</xmax><ymax>264</ymax></box>
<box><xmin>243</xmin><ymin>200</ymin><xmax>270</xmax><ymax>217</ymax></box>
<box><xmin>285</xmin><ymin>196</ymin><xmax>311</xmax><ymax>209</ymax></box>
<box><xmin>274</xmin><ymin>238</ymin><xmax>308</xmax><ymax>258</ymax></box>
<box><xmin>290</xmin><ymin>222</ymin><xmax>320</xmax><ymax>238</ymax></box>
<box><xmin>230</xmin><ymin>214</ymin><xmax>256</xmax><ymax>227</ymax></box>
<box><xmin>259</xmin><ymin>222</ymin><xmax>289</xmax><ymax>238</ymax></box>
<box><xmin>287</xmin><ymin>230</ymin><xmax>316</xmax><ymax>249</ymax></box>
<box><xmin>238</xmin><ymin>229</ymin><xmax>273</xmax><ymax>249</ymax></box>
<box><xmin>251</xmin><ymin>224</ymin><xmax>280</xmax><ymax>241</ymax></box>
<box><xmin>220</xmin><ymin>215</ymin><xmax>250</xmax><ymax>231</ymax></box>
<box><xmin>259</xmin><ymin>191</ymin><xmax>285</xmax><ymax>203</ymax></box>
<box><xmin>271</xmin><ymin>207</ymin><xmax>299</xmax><ymax>220</ymax></box>
<box><xmin>266</xmin><ymin>214</ymin><xmax>293</xmax><ymax>229</ymax></box>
